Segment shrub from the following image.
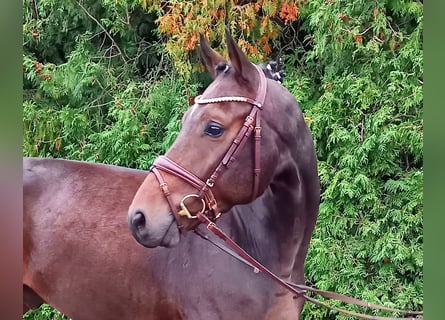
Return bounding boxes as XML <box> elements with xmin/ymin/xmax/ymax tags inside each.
<box><xmin>23</xmin><ymin>1</ymin><xmax>422</xmax><ymax>319</ymax></box>
<box><xmin>283</xmin><ymin>0</ymin><xmax>423</xmax><ymax>318</ymax></box>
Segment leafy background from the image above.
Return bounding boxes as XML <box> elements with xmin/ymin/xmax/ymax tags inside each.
<box><xmin>23</xmin><ymin>0</ymin><xmax>423</xmax><ymax>319</ymax></box>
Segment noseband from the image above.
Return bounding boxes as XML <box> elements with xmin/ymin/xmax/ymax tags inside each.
<box><xmin>150</xmin><ymin>64</ymin><xmax>267</xmax><ymax>226</ymax></box>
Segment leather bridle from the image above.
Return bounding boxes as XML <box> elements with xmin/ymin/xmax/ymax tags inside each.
<box><xmin>146</xmin><ymin>63</ymin><xmax>423</xmax><ymax>319</ymax></box>
<box><xmin>149</xmin><ymin>64</ymin><xmax>267</xmax><ymax>225</ymax></box>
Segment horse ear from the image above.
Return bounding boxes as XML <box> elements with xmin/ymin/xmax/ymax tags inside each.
<box><xmin>199</xmin><ymin>34</ymin><xmax>226</xmax><ymax>79</ymax></box>
<box><xmin>225</xmin><ymin>28</ymin><xmax>257</xmax><ymax>84</ymax></box>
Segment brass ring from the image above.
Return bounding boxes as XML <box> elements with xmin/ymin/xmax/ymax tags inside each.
<box><xmin>178</xmin><ymin>194</ymin><xmax>206</xmax><ymax>219</ymax></box>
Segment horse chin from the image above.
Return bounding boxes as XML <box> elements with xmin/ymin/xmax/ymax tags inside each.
<box><xmin>159</xmin><ymin>219</ymin><xmax>180</xmax><ymax>248</ymax></box>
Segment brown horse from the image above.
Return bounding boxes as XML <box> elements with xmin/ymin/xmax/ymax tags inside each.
<box><xmin>127</xmin><ymin>30</ymin><xmax>319</xmax><ymax>319</ymax></box>
<box><xmin>23</xmin><ymin>32</ymin><xmax>319</xmax><ymax>320</ymax></box>
<box><xmin>23</xmin><ymin>158</ymin><xmax>165</xmax><ymax>319</ymax></box>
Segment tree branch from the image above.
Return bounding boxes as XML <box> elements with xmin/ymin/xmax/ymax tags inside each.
<box><xmin>76</xmin><ymin>1</ymin><xmax>128</xmax><ymax>63</ymax></box>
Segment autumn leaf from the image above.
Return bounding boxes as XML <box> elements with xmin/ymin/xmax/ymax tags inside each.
<box><xmin>338</xmin><ymin>13</ymin><xmax>351</xmax><ymax>22</ymax></box>
<box><xmin>247</xmin><ymin>42</ymin><xmax>259</xmax><ymax>55</ymax></box>
<box><xmin>186</xmin><ymin>33</ymin><xmax>198</xmax><ymax>51</ymax></box>
<box><xmin>40</xmin><ymin>74</ymin><xmax>51</xmax><ymax>80</ymax></box>
<box><xmin>54</xmin><ymin>137</ymin><xmax>62</xmax><ymax>151</ymax></box>
<box><xmin>218</xmin><ymin>8</ymin><xmax>225</xmax><ymax>19</ymax></box>
<box><xmin>258</xmin><ymin>36</ymin><xmax>272</xmax><ymax>54</ymax></box>
<box><xmin>304</xmin><ymin>116</ymin><xmax>314</xmax><ymax>124</ymax></box>
<box><xmin>373</xmin><ymin>8</ymin><xmax>379</xmax><ymax>20</ymax></box>
<box><xmin>279</xmin><ymin>2</ymin><xmax>299</xmax><ymax>25</ymax></box>
<box><xmin>33</xmin><ymin>61</ymin><xmax>42</xmax><ymax>73</ymax></box>
<box><xmin>390</xmin><ymin>39</ymin><xmax>398</xmax><ymax>51</ymax></box>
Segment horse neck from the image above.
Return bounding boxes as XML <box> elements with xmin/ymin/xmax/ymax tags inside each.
<box><xmin>222</xmin><ymin>158</ymin><xmax>305</xmax><ymax>279</ymax></box>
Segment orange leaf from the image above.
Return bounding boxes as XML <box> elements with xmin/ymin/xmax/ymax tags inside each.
<box><xmin>258</xmin><ymin>36</ymin><xmax>272</xmax><ymax>54</ymax></box>
<box><xmin>279</xmin><ymin>2</ymin><xmax>299</xmax><ymax>25</ymax></box>
<box><xmin>390</xmin><ymin>40</ymin><xmax>398</xmax><ymax>51</ymax></box>
<box><xmin>218</xmin><ymin>9</ymin><xmax>225</xmax><ymax>19</ymax></box>
<box><xmin>33</xmin><ymin>61</ymin><xmax>42</xmax><ymax>73</ymax></box>
<box><xmin>373</xmin><ymin>8</ymin><xmax>379</xmax><ymax>20</ymax></box>
<box><xmin>55</xmin><ymin>137</ymin><xmax>62</xmax><ymax>151</ymax></box>
<box><xmin>40</xmin><ymin>74</ymin><xmax>51</xmax><ymax>80</ymax></box>
<box><xmin>262</xmin><ymin>16</ymin><xmax>269</xmax><ymax>28</ymax></box>
<box><xmin>338</xmin><ymin>13</ymin><xmax>351</xmax><ymax>22</ymax></box>
<box><xmin>209</xmin><ymin>9</ymin><xmax>218</xmax><ymax>20</ymax></box>
<box><xmin>247</xmin><ymin>43</ymin><xmax>258</xmax><ymax>55</ymax></box>
<box><xmin>304</xmin><ymin>116</ymin><xmax>314</xmax><ymax>124</ymax></box>
<box><xmin>186</xmin><ymin>33</ymin><xmax>198</xmax><ymax>51</ymax></box>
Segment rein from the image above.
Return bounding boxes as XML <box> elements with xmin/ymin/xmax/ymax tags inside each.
<box><xmin>149</xmin><ymin>63</ymin><xmax>423</xmax><ymax>319</ymax></box>
<box><xmin>194</xmin><ymin>213</ymin><xmax>423</xmax><ymax>320</ymax></box>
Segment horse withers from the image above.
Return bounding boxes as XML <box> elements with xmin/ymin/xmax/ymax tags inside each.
<box><xmin>128</xmin><ymin>29</ymin><xmax>320</xmax><ymax>319</ymax></box>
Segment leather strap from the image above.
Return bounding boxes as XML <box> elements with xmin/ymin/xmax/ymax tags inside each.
<box><xmin>149</xmin><ymin>64</ymin><xmax>267</xmax><ymax>221</ymax></box>
<box><xmin>196</xmin><ymin>212</ymin><xmax>306</xmax><ymax>297</ymax></box>
<box><xmin>151</xmin><ymin>166</ymin><xmax>185</xmax><ymax>228</ymax></box>
<box><xmin>151</xmin><ymin>156</ymin><xmax>220</xmax><ymax>220</ymax></box>
<box><xmin>195</xmin><ymin>213</ymin><xmax>423</xmax><ymax>320</ymax></box>
<box><xmin>194</xmin><ymin>64</ymin><xmax>266</xmax><ymax>203</ymax></box>
<box><xmin>252</xmin><ymin>112</ymin><xmax>261</xmax><ymax>201</ymax></box>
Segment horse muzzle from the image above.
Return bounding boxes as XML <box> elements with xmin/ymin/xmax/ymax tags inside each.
<box><xmin>127</xmin><ymin>209</ymin><xmax>180</xmax><ymax>248</ymax></box>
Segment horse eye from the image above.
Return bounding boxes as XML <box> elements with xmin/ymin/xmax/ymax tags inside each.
<box><xmin>204</xmin><ymin>122</ymin><xmax>225</xmax><ymax>138</ymax></box>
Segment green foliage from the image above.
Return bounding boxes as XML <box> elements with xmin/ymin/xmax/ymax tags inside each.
<box><xmin>23</xmin><ymin>47</ymin><xmax>195</xmax><ymax>168</ymax></box>
<box><xmin>23</xmin><ymin>304</ymin><xmax>69</xmax><ymax>320</ymax></box>
<box><xmin>283</xmin><ymin>0</ymin><xmax>423</xmax><ymax>318</ymax></box>
<box><xmin>23</xmin><ymin>0</ymin><xmax>422</xmax><ymax>319</ymax></box>
<box><xmin>76</xmin><ymin>78</ymin><xmax>196</xmax><ymax>168</ymax></box>
<box><xmin>23</xmin><ymin>0</ymin><xmax>197</xmax><ymax>170</ymax></box>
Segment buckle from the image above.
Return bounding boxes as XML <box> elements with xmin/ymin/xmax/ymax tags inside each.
<box><xmin>206</xmin><ymin>178</ymin><xmax>214</xmax><ymax>188</ymax></box>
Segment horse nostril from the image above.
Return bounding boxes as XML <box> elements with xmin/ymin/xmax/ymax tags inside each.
<box><xmin>130</xmin><ymin>210</ymin><xmax>146</xmax><ymax>230</ymax></box>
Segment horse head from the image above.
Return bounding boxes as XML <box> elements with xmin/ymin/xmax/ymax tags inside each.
<box><xmin>128</xmin><ymin>29</ymin><xmax>305</xmax><ymax>248</ymax></box>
